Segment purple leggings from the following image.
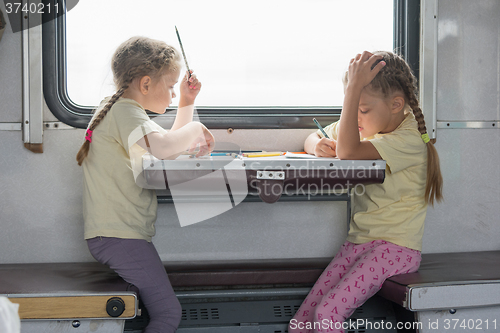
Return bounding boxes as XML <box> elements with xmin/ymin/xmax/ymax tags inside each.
<box><xmin>87</xmin><ymin>237</ymin><xmax>182</xmax><ymax>333</ymax></box>
<box><xmin>289</xmin><ymin>240</ymin><xmax>421</xmax><ymax>333</ymax></box>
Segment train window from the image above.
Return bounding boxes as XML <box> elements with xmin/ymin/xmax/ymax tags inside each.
<box><xmin>43</xmin><ymin>0</ymin><xmax>417</xmax><ymax>129</ymax></box>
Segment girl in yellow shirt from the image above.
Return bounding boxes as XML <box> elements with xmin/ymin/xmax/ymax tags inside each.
<box><xmin>290</xmin><ymin>51</ymin><xmax>443</xmax><ymax>333</ymax></box>
<box><xmin>76</xmin><ymin>36</ymin><xmax>214</xmax><ymax>333</ymax></box>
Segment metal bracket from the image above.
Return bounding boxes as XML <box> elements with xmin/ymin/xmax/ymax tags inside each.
<box><xmin>437</xmin><ymin>121</ymin><xmax>500</xmax><ymax>129</ymax></box>
<box><xmin>22</xmin><ymin>0</ymin><xmax>44</xmax><ymax>153</ymax></box>
<box><xmin>420</xmin><ymin>0</ymin><xmax>438</xmax><ymax>140</ymax></box>
<box><xmin>256</xmin><ymin>171</ymin><xmax>285</xmax><ymax>180</ymax></box>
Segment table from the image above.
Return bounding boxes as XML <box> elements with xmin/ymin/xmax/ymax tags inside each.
<box><xmin>142</xmin><ymin>154</ymin><xmax>386</xmax><ymax>203</ymax></box>
<box><xmin>142</xmin><ymin>154</ymin><xmax>385</xmax><ymax>202</ymax></box>
<box><xmin>140</xmin><ymin>154</ymin><xmax>386</xmax><ymax>226</ymax></box>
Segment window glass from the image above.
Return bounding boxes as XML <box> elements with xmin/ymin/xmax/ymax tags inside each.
<box><xmin>66</xmin><ymin>0</ymin><xmax>393</xmax><ymax>108</ymax></box>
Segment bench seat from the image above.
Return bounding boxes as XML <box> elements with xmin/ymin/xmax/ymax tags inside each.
<box><xmin>165</xmin><ymin>257</ymin><xmax>330</xmax><ymax>287</ymax></box>
<box><xmin>378</xmin><ymin>250</ymin><xmax>500</xmax><ymax>311</ymax></box>
<box><xmin>0</xmin><ymin>263</ymin><xmax>137</xmax><ymax>320</ymax></box>
<box><xmin>2</xmin><ymin>250</ymin><xmax>499</xmax><ymax>321</ymax></box>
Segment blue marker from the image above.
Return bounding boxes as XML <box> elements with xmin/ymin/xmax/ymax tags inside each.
<box><xmin>313</xmin><ymin>118</ymin><xmax>330</xmax><ymax>139</ymax></box>
<box><xmin>210</xmin><ymin>153</ymin><xmax>232</xmax><ymax>156</ymax></box>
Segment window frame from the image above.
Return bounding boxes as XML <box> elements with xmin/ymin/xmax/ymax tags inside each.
<box><xmin>43</xmin><ymin>0</ymin><xmax>419</xmax><ymax>130</ymax></box>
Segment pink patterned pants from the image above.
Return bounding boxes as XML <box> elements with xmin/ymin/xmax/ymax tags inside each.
<box><xmin>289</xmin><ymin>240</ymin><xmax>421</xmax><ymax>333</ymax></box>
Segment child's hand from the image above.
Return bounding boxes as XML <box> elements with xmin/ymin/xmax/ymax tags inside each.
<box><xmin>179</xmin><ymin>70</ymin><xmax>202</xmax><ymax>104</ymax></box>
<box><xmin>346</xmin><ymin>51</ymin><xmax>385</xmax><ymax>91</ymax></box>
<box><xmin>314</xmin><ymin>138</ymin><xmax>337</xmax><ymax>157</ymax></box>
<box><xmin>188</xmin><ymin>123</ymin><xmax>215</xmax><ymax>157</ymax></box>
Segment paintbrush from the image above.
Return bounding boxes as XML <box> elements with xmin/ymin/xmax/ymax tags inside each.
<box><xmin>175</xmin><ymin>26</ymin><xmax>191</xmax><ymax>78</ymax></box>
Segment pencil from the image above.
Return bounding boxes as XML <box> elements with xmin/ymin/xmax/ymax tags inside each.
<box><xmin>210</xmin><ymin>153</ymin><xmax>232</xmax><ymax>156</ymax></box>
<box><xmin>175</xmin><ymin>26</ymin><xmax>191</xmax><ymax>78</ymax></box>
<box><xmin>313</xmin><ymin>118</ymin><xmax>330</xmax><ymax>139</ymax></box>
<box><xmin>243</xmin><ymin>152</ymin><xmax>283</xmax><ymax>158</ymax></box>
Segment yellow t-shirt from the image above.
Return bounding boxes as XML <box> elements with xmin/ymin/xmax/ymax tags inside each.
<box><xmin>318</xmin><ymin>113</ymin><xmax>427</xmax><ymax>251</ymax></box>
<box><xmin>82</xmin><ymin>98</ymin><xmax>166</xmax><ymax>241</ymax></box>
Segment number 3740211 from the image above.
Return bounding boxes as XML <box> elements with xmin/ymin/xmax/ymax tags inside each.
<box><xmin>5</xmin><ymin>2</ymin><xmax>60</xmax><ymax>14</ymax></box>
<box><xmin>431</xmin><ymin>319</ymin><xmax>497</xmax><ymax>330</ymax></box>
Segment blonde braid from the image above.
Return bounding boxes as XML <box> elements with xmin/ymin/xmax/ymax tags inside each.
<box><xmin>75</xmin><ymin>85</ymin><xmax>128</xmax><ymax>166</ymax></box>
<box><xmin>89</xmin><ymin>86</ymin><xmax>128</xmax><ymax>131</ymax></box>
<box><xmin>380</xmin><ymin>51</ymin><xmax>443</xmax><ymax>205</ymax></box>
<box><xmin>398</xmin><ymin>74</ymin><xmax>443</xmax><ymax>205</ymax></box>
<box><xmin>397</xmin><ymin>72</ymin><xmax>429</xmax><ymax>137</ymax></box>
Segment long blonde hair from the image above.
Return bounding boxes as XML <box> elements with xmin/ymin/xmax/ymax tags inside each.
<box><xmin>344</xmin><ymin>51</ymin><xmax>443</xmax><ymax>206</ymax></box>
<box><xmin>76</xmin><ymin>36</ymin><xmax>181</xmax><ymax>166</ymax></box>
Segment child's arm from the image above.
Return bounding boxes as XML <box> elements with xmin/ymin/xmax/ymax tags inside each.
<box><xmin>336</xmin><ymin>52</ymin><xmax>384</xmax><ymax>160</ymax></box>
<box><xmin>171</xmin><ymin>71</ymin><xmax>201</xmax><ymax>131</ymax></box>
<box><xmin>304</xmin><ymin>133</ymin><xmax>337</xmax><ymax>157</ymax></box>
<box><xmin>137</xmin><ymin>121</ymin><xmax>214</xmax><ymax>159</ymax></box>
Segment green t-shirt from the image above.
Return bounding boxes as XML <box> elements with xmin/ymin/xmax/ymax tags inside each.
<box><xmin>319</xmin><ymin>112</ymin><xmax>428</xmax><ymax>251</ymax></box>
<box><xmin>82</xmin><ymin>98</ymin><xmax>166</xmax><ymax>241</ymax></box>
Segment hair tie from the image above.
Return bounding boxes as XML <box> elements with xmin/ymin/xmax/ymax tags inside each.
<box><xmin>421</xmin><ymin>133</ymin><xmax>430</xmax><ymax>144</ymax></box>
<box><xmin>85</xmin><ymin>129</ymin><xmax>93</xmax><ymax>143</ymax></box>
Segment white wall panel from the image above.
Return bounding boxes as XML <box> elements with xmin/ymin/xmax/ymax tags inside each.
<box><xmin>423</xmin><ymin>129</ymin><xmax>500</xmax><ymax>253</ymax></box>
<box><xmin>436</xmin><ymin>0</ymin><xmax>500</xmax><ymax>121</ymax></box>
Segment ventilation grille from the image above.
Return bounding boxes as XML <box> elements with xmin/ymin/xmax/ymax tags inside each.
<box><xmin>273</xmin><ymin>304</ymin><xmax>300</xmax><ymax>318</ymax></box>
<box><xmin>272</xmin><ymin>303</ymin><xmax>366</xmax><ymax>319</ymax></box>
<box><xmin>347</xmin><ymin>328</ymin><xmax>366</xmax><ymax>333</ymax></box>
<box><xmin>181</xmin><ymin>308</ymin><xmax>220</xmax><ymax>321</ymax></box>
